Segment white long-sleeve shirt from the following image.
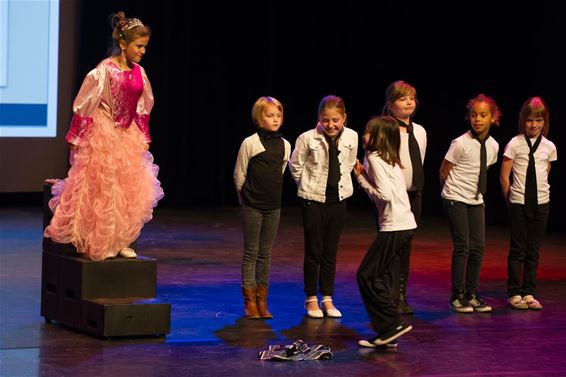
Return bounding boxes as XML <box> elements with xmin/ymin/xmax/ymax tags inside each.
<box><xmin>356</xmin><ymin>152</ymin><xmax>416</xmax><ymax>232</ymax></box>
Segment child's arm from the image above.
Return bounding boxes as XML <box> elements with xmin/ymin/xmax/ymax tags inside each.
<box><xmin>234</xmin><ymin>140</ymin><xmax>251</xmax><ymax>204</ymax></box>
<box><xmin>500</xmin><ymin>156</ymin><xmax>513</xmax><ymax>205</ymax></box>
<box><xmin>439</xmin><ymin>159</ymin><xmax>454</xmax><ymax>188</ymax></box>
<box><xmin>289</xmin><ymin>135</ymin><xmax>308</xmax><ymax>184</ymax></box>
<box><xmin>356</xmin><ymin>155</ymin><xmax>394</xmax><ymax>202</ymax></box>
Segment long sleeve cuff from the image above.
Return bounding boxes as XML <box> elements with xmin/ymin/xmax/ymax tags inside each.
<box><xmin>65</xmin><ymin>114</ymin><xmax>93</xmax><ymax>144</ymax></box>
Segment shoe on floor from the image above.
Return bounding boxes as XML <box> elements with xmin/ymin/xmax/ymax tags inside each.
<box><xmin>321</xmin><ymin>297</ymin><xmax>342</xmax><ymax>318</ymax></box>
<box><xmin>374</xmin><ymin>322</ymin><xmax>412</xmax><ymax>346</ymax></box>
<box><xmin>450</xmin><ymin>294</ymin><xmax>473</xmax><ymax>313</ymax></box>
<box><xmin>467</xmin><ymin>293</ymin><xmax>492</xmax><ymax>313</ymax></box>
<box><xmin>508</xmin><ymin>295</ymin><xmax>528</xmax><ymax>310</ymax></box>
<box><xmin>523</xmin><ymin>295</ymin><xmax>542</xmax><ymax>310</ymax></box>
<box><xmin>358</xmin><ymin>336</ymin><xmax>398</xmax><ymax>349</ymax></box>
<box><xmin>305</xmin><ymin>297</ymin><xmax>323</xmax><ymax>318</ymax></box>
<box><xmin>119</xmin><ymin>247</ymin><xmax>137</xmax><ymax>258</ymax></box>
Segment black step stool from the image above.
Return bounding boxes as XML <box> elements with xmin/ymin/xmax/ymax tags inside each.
<box><xmin>41</xmin><ymin>181</ymin><xmax>170</xmax><ymax>338</ymax></box>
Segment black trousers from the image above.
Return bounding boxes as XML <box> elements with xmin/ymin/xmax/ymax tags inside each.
<box><xmin>357</xmin><ymin>229</ymin><xmax>415</xmax><ymax>334</ymax></box>
<box><xmin>302</xmin><ymin>200</ymin><xmax>346</xmax><ymax>297</ymax></box>
<box><xmin>374</xmin><ymin>190</ymin><xmax>421</xmax><ymax>296</ymax></box>
<box><xmin>507</xmin><ymin>203</ymin><xmax>549</xmax><ymax>297</ymax></box>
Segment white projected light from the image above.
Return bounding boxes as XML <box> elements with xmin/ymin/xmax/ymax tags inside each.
<box><xmin>0</xmin><ymin>0</ymin><xmax>59</xmax><ymax>137</ymax></box>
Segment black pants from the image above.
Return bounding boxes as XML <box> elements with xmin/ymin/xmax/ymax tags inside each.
<box><xmin>357</xmin><ymin>229</ymin><xmax>415</xmax><ymax>333</ymax></box>
<box><xmin>374</xmin><ymin>190</ymin><xmax>421</xmax><ymax>296</ymax></box>
<box><xmin>302</xmin><ymin>200</ymin><xmax>346</xmax><ymax>297</ymax></box>
<box><xmin>442</xmin><ymin>199</ymin><xmax>485</xmax><ymax>295</ymax></box>
<box><xmin>507</xmin><ymin>203</ymin><xmax>549</xmax><ymax>297</ymax></box>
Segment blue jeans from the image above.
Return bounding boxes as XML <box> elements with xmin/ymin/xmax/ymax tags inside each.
<box><xmin>240</xmin><ymin>205</ymin><xmax>281</xmax><ymax>289</ymax></box>
<box><xmin>442</xmin><ymin>199</ymin><xmax>485</xmax><ymax>296</ymax></box>
<box><xmin>507</xmin><ymin>203</ymin><xmax>549</xmax><ymax>297</ymax></box>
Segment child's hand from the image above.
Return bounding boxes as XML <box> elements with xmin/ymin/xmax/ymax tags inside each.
<box><xmin>353</xmin><ymin>159</ymin><xmax>366</xmax><ymax>177</ymax></box>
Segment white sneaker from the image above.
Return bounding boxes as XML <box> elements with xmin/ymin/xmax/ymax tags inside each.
<box><xmin>119</xmin><ymin>247</ymin><xmax>137</xmax><ymax>258</ymax></box>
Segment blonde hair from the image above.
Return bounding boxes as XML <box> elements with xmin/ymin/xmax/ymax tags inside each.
<box><xmin>251</xmin><ymin>96</ymin><xmax>283</xmax><ymax>127</ymax></box>
<box><xmin>518</xmin><ymin>96</ymin><xmax>549</xmax><ymax>137</ymax></box>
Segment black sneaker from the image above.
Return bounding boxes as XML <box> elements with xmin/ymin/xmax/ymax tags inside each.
<box><xmin>374</xmin><ymin>322</ymin><xmax>412</xmax><ymax>346</ymax></box>
<box><xmin>358</xmin><ymin>335</ymin><xmax>398</xmax><ymax>349</ymax></box>
<box><xmin>467</xmin><ymin>293</ymin><xmax>492</xmax><ymax>312</ymax></box>
<box><xmin>450</xmin><ymin>294</ymin><xmax>473</xmax><ymax>313</ymax></box>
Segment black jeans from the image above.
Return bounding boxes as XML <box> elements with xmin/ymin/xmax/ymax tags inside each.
<box><xmin>357</xmin><ymin>229</ymin><xmax>415</xmax><ymax>333</ymax></box>
<box><xmin>302</xmin><ymin>200</ymin><xmax>346</xmax><ymax>297</ymax></box>
<box><xmin>507</xmin><ymin>203</ymin><xmax>549</xmax><ymax>297</ymax></box>
<box><xmin>442</xmin><ymin>199</ymin><xmax>485</xmax><ymax>296</ymax></box>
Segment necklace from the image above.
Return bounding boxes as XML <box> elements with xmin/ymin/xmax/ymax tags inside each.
<box><xmin>112</xmin><ymin>56</ymin><xmax>133</xmax><ymax>79</ymax></box>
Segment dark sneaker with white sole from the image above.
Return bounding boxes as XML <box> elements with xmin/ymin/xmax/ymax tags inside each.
<box><xmin>466</xmin><ymin>293</ymin><xmax>492</xmax><ymax>313</ymax></box>
<box><xmin>374</xmin><ymin>322</ymin><xmax>412</xmax><ymax>346</ymax></box>
<box><xmin>358</xmin><ymin>335</ymin><xmax>398</xmax><ymax>349</ymax></box>
<box><xmin>450</xmin><ymin>294</ymin><xmax>473</xmax><ymax>313</ymax></box>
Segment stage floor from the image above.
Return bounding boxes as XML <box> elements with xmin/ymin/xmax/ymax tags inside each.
<box><xmin>1</xmin><ymin>206</ymin><xmax>566</xmax><ymax>377</ymax></box>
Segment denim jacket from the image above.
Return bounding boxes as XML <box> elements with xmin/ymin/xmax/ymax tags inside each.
<box><xmin>289</xmin><ymin>126</ymin><xmax>358</xmax><ymax>203</ymax></box>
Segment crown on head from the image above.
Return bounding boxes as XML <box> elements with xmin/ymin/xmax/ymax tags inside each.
<box><xmin>119</xmin><ymin>18</ymin><xmax>144</xmax><ymax>32</ymax></box>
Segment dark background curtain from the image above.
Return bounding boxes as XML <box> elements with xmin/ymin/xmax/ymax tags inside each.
<box><xmin>75</xmin><ymin>1</ymin><xmax>564</xmax><ymax>229</ymax></box>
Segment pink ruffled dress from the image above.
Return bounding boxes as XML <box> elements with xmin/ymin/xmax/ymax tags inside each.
<box><xmin>44</xmin><ymin>58</ymin><xmax>164</xmax><ymax>261</ymax></box>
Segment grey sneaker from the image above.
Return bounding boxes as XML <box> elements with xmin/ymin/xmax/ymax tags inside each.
<box><xmin>450</xmin><ymin>295</ymin><xmax>473</xmax><ymax>313</ymax></box>
<box><xmin>467</xmin><ymin>293</ymin><xmax>492</xmax><ymax>312</ymax></box>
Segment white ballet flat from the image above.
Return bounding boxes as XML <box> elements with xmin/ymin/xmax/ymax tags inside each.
<box><xmin>321</xmin><ymin>298</ymin><xmax>342</xmax><ymax>318</ymax></box>
<box><xmin>119</xmin><ymin>247</ymin><xmax>137</xmax><ymax>258</ymax></box>
<box><xmin>305</xmin><ymin>298</ymin><xmax>323</xmax><ymax>318</ymax></box>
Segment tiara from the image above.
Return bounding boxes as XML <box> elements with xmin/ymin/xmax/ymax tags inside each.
<box><xmin>119</xmin><ymin>18</ymin><xmax>144</xmax><ymax>32</ymax></box>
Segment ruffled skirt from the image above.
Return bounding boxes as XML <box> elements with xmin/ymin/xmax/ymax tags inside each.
<box><xmin>44</xmin><ymin>110</ymin><xmax>164</xmax><ymax>260</ymax></box>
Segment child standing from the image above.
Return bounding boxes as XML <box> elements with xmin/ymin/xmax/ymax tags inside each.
<box><xmin>289</xmin><ymin>95</ymin><xmax>358</xmax><ymax>318</ymax></box>
<box><xmin>44</xmin><ymin>12</ymin><xmax>163</xmax><ymax>261</ymax></box>
<box><xmin>500</xmin><ymin>97</ymin><xmax>557</xmax><ymax>310</ymax></box>
<box><xmin>355</xmin><ymin>116</ymin><xmax>416</xmax><ymax>347</ymax></box>
<box><xmin>439</xmin><ymin>93</ymin><xmax>501</xmax><ymax>313</ymax></box>
<box><xmin>382</xmin><ymin>80</ymin><xmax>427</xmax><ymax>314</ymax></box>
<box><xmin>234</xmin><ymin>96</ymin><xmax>291</xmax><ymax>319</ymax></box>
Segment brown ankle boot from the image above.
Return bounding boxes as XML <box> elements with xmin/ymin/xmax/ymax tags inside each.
<box><xmin>242</xmin><ymin>287</ymin><xmax>260</xmax><ymax>319</ymax></box>
<box><xmin>256</xmin><ymin>285</ymin><xmax>273</xmax><ymax>319</ymax></box>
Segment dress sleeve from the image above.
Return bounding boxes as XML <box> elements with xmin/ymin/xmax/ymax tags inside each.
<box><xmin>65</xmin><ymin>66</ymin><xmax>106</xmax><ymax>145</ymax></box>
<box><xmin>134</xmin><ymin>66</ymin><xmax>154</xmax><ymax>143</ymax></box>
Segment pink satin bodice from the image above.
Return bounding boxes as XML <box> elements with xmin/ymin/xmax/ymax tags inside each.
<box><xmin>66</xmin><ymin>58</ymin><xmax>154</xmax><ymax>145</ymax></box>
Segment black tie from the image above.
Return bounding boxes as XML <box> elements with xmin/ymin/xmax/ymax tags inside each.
<box><xmin>406</xmin><ymin>122</ymin><xmax>424</xmax><ymax>190</ymax></box>
<box><xmin>472</xmin><ymin>131</ymin><xmax>489</xmax><ymax>199</ymax></box>
<box><xmin>524</xmin><ymin>135</ymin><xmax>542</xmax><ymax>219</ymax></box>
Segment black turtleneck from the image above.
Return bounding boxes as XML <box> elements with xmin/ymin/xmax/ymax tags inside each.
<box><xmin>241</xmin><ymin>128</ymin><xmax>285</xmax><ymax>210</ymax></box>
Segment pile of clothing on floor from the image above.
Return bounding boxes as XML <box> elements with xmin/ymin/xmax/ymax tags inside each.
<box><xmin>259</xmin><ymin>340</ymin><xmax>333</xmax><ymax>361</ymax></box>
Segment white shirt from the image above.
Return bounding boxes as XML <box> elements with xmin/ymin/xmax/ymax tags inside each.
<box><xmin>356</xmin><ymin>152</ymin><xmax>416</xmax><ymax>232</ymax></box>
<box><xmin>504</xmin><ymin>134</ymin><xmax>557</xmax><ymax>205</ymax></box>
<box><xmin>289</xmin><ymin>126</ymin><xmax>358</xmax><ymax>203</ymax></box>
<box><xmin>441</xmin><ymin>131</ymin><xmax>499</xmax><ymax>205</ymax></box>
<box><xmin>399</xmin><ymin>122</ymin><xmax>427</xmax><ymax>191</ymax></box>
